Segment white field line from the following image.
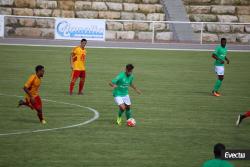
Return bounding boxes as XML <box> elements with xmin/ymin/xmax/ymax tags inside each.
<box><xmin>0</xmin><ymin>43</ymin><xmax>250</xmax><ymax>52</ymax></box>
<box><xmin>0</xmin><ymin>93</ymin><xmax>100</xmax><ymax>136</ymax></box>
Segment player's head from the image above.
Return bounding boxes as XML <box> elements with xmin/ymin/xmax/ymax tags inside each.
<box><xmin>80</xmin><ymin>39</ymin><xmax>87</xmax><ymax>48</ymax></box>
<box><xmin>35</xmin><ymin>65</ymin><xmax>45</xmax><ymax>78</ymax></box>
<box><xmin>213</xmin><ymin>143</ymin><xmax>225</xmax><ymax>159</ymax></box>
<box><xmin>125</xmin><ymin>64</ymin><xmax>134</xmax><ymax>76</ymax></box>
<box><xmin>221</xmin><ymin>38</ymin><xmax>227</xmax><ymax>48</ymax></box>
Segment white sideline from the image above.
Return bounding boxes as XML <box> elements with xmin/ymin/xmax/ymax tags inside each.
<box><xmin>0</xmin><ymin>93</ymin><xmax>100</xmax><ymax>137</ymax></box>
<box><xmin>0</xmin><ymin>43</ymin><xmax>250</xmax><ymax>52</ymax></box>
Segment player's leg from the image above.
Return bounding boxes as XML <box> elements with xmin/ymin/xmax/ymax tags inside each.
<box><xmin>245</xmin><ymin>111</ymin><xmax>250</xmax><ymax>117</ymax></box>
<box><xmin>236</xmin><ymin>111</ymin><xmax>250</xmax><ymax>126</ymax></box>
<box><xmin>123</xmin><ymin>95</ymin><xmax>132</xmax><ymax>120</ymax></box>
<box><xmin>125</xmin><ymin>105</ymin><xmax>132</xmax><ymax>120</ymax></box>
<box><xmin>213</xmin><ymin>66</ymin><xmax>224</xmax><ymax>96</ymax></box>
<box><xmin>18</xmin><ymin>99</ymin><xmax>27</xmax><ymax>107</ymax></box>
<box><xmin>78</xmin><ymin>71</ymin><xmax>86</xmax><ymax>95</ymax></box>
<box><xmin>117</xmin><ymin>104</ymin><xmax>126</xmax><ymax>125</ymax></box>
<box><xmin>214</xmin><ymin>75</ymin><xmax>224</xmax><ymax>93</ymax></box>
<box><xmin>32</xmin><ymin>96</ymin><xmax>46</xmax><ymax>124</ymax></box>
<box><xmin>114</xmin><ymin>96</ymin><xmax>125</xmax><ymax>125</ymax></box>
<box><xmin>69</xmin><ymin>70</ymin><xmax>80</xmax><ymax>95</ymax></box>
<box><xmin>36</xmin><ymin>109</ymin><xmax>46</xmax><ymax>124</ymax></box>
<box><xmin>18</xmin><ymin>97</ymin><xmax>34</xmax><ymax>109</ymax></box>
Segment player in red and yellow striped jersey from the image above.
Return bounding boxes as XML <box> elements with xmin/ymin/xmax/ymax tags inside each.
<box><xmin>18</xmin><ymin>65</ymin><xmax>46</xmax><ymax>124</ymax></box>
<box><xmin>69</xmin><ymin>39</ymin><xmax>87</xmax><ymax>95</ymax></box>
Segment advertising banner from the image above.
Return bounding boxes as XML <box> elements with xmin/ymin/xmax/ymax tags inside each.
<box><xmin>0</xmin><ymin>15</ymin><xmax>4</xmax><ymax>37</ymax></box>
<box><xmin>55</xmin><ymin>18</ymin><xmax>105</xmax><ymax>41</ymax></box>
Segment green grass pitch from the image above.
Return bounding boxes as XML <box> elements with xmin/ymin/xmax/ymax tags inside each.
<box><xmin>0</xmin><ymin>45</ymin><xmax>249</xmax><ymax>167</ymax></box>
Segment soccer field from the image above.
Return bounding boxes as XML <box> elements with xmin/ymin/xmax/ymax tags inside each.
<box><xmin>0</xmin><ymin>45</ymin><xmax>249</xmax><ymax>167</ymax></box>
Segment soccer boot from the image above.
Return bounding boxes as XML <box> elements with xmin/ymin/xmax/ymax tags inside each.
<box><xmin>212</xmin><ymin>91</ymin><xmax>220</xmax><ymax>97</ymax></box>
<box><xmin>17</xmin><ymin>100</ymin><xmax>25</xmax><ymax>107</ymax></box>
<box><xmin>41</xmin><ymin>120</ymin><xmax>47</xmax><ymax>124</ymax></box>
<box><xmin>236</xmin><ymin>114</ymin><xmax>244</xmax><ymax>126</ymax></box>
<box><xmin>116</xmin><ymin>117</ymin><xmax>122</xmax><ymax>126</ymax></box>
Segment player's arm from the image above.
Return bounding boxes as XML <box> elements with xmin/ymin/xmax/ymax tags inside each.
<box><xmin>70</xmin><ymin>47</ymin><xmax>77</xmax><ymax>70</ymax></box>
<box><xmin>23</xmin><ymin>76</ymin><xmax>35</xmax><ymax>103</ymax></box>
<box><xmin>130</xmin><ymin>84</ymin><xmax>141</xmax><ymax>95</ymax></box>
<box><xmin>70</xmin><ymin>52</ymin><xmax>74</xmax><ymax>70</ymax></box>
<box><xmin>23</xmin><ymin>87</ymin><xmax>35</xmax><ymax>103</ymax></box>
<box><xmin>23</xmin><ymin>87</ymin><xmax>33</xmax><ymax>98</ymax></box>
<box><xmin>212</xmin><ymin>53</ymin><xmax>224</xmax><ymax>64</ymax></box>
<box><xmin>23</xmin><ymin>81</ymin><xmax>35</xmax><ymax>103</ymax></box>
<box><xmin>109</xmin><ymin>82</ymin><xmax>117</xmax><ymax>88</ymax></box>
<box><xmin>109</xmin><ymin>74</ymin><xmax>121</xmax><ymax>88</ymax></box>
<box><xmin>212</xmin><ymin>46</ymin><xmax>224</xmax><ymax>64</ymax></box>
<box><xmin>225</xmin><ymin>56</ymin><xmax>230</xmax><ymax>64</ymax></box>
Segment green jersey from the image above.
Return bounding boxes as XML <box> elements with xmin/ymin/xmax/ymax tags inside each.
<box><xmin>213</xmin><ymin>45</ymin><xmax>227</xmax><ymax>66</ymax></box>
<box><xmin>112</xmin><ymin>72</ymin><xmax>134</xmax><ymax>97</ymax></box>
<box><xmin>202</xmin><ymin>159</ymin><xmax>234</xmax><ymax>167</ymax></box>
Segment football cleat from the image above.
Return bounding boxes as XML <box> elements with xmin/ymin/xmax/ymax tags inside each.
<box><xmin>236</xmin><ymin>114</ymin><xmax>244</xmax><ymax>127</ymax></box>
<box><xmin>116</xmin><ymin>117</ymin><xmax>122</xmax><ymax>126</ymax></box>
<box><xmin>41</xmin><ymin>120</ymin><xmax>47</xmax><ymax>124</ymax></box>
<box><xmin>17</xmin><ymin>100</ymin><xmax>25</xmax><ymax>107</ymax></box>
<box><xmin>212</xmin><ymin>91</ymin><xmax>221</xmax><ymax>97</ymax></box>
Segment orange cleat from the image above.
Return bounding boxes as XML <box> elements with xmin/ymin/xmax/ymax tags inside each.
<box><xmin>212</xmin><ymin>91</ymin><xmax>221</xmax><ymax>97</ymax></box>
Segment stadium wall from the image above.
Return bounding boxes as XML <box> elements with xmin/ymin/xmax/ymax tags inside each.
<box><xmin>0</xmin><ymin>0</ymin><xmax>250</xmax><ymax>43</ymax></box>
<box><xmin>0</xmin><ymin>0</ymin><xmax>173</xmax><ymax>41</ymax></box>
<box><xmin>183</xmin><ymin>0</ymin><xmax>250</xmax><ymax>43</ymax></box>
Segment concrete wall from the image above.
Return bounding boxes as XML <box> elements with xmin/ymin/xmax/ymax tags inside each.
<box><xmin>183</xmin><ymin>0</ymin><xmax>250</xmax><ymax>43</ymax></box>
<box><xmin>0</xmin><ymin>0</ymin><xmax>173</xmax><ymax>41</ymax></box>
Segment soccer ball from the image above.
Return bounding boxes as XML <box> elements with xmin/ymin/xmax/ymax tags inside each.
<box><xmin>127</xmin><ymin>118</ymin><xmax>136</xmax><ymax>127</ymax></box>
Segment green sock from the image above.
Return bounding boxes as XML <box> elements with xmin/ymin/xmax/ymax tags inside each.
<box><xmin>213</xmin><ymin>79</ymin><xmax>222</xmax><ymax>92</ymax></box>
<box><xmin>118</xmin><ymin>109</ymin><xmax>124</xmax><ymax>118</ymax></box>
<box><xmin>125</xmin><ymin>109</ymin><xmax>132</xmax><ymax>120</ymax></box>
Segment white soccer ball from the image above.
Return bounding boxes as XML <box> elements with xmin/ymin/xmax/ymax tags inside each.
<box><xmin>127</xmin><ymin>118</ymin><xmax>136</xmax><ymax>127</ymax></box>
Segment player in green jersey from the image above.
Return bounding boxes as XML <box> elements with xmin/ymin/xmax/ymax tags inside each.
<box><xmin>202</xmin><ymin>143</ymin><xmax>234</xmax><ymax>167</ymax></box>
<box><xmin>109</xmin><ymin>64</ymin><xmax>141</xmax><ymax>126</ymax></box>
<box><xmin>212</xmin><ymin>38</ymin><xmax>230</xmax><ymax>97</ymax></box>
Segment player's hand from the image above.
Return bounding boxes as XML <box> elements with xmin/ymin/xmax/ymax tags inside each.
<box><xmin>226</xmin><ymin>60</ymin><xmax>230</xmax><ymax>64</ymax></box>
<box><xmin>136</xmin><ymin>89</ymin><xmax>142</xmax><ymax>95</ymax></box>
<box><xmin>70</xmin><ymin>66</ymin><xmax>73</xmax><ymax>70</ymax></box>
<box><xmin>112</xmin><ymin>85</ymin><xmax>117</xmax><ymax>88</ymax></box>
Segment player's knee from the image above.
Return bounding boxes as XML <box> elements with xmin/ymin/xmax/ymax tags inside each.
<box><xmin>126</xmin><ymin>105</ymin><xmax>130</xmax><ymax>110</ymax></box>
<box><xmin>219</xmin><ymin>77</ymin><xmax>224</xmax><ymax>81</ymax></box>
<box><xmin>119</xmin><ymin>105</ymin><xmax>126</xmax><ymax>111</ymax></box>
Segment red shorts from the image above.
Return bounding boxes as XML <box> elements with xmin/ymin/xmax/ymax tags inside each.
<box><xmin>71</xmin><ymin>70</ymin><xmax>86</xmax><ymax>80</ymax></box>
<box><xmin>25</xmin><ymin>96</ymin><xmax>42</xmax><ymax>110</ymax></box>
